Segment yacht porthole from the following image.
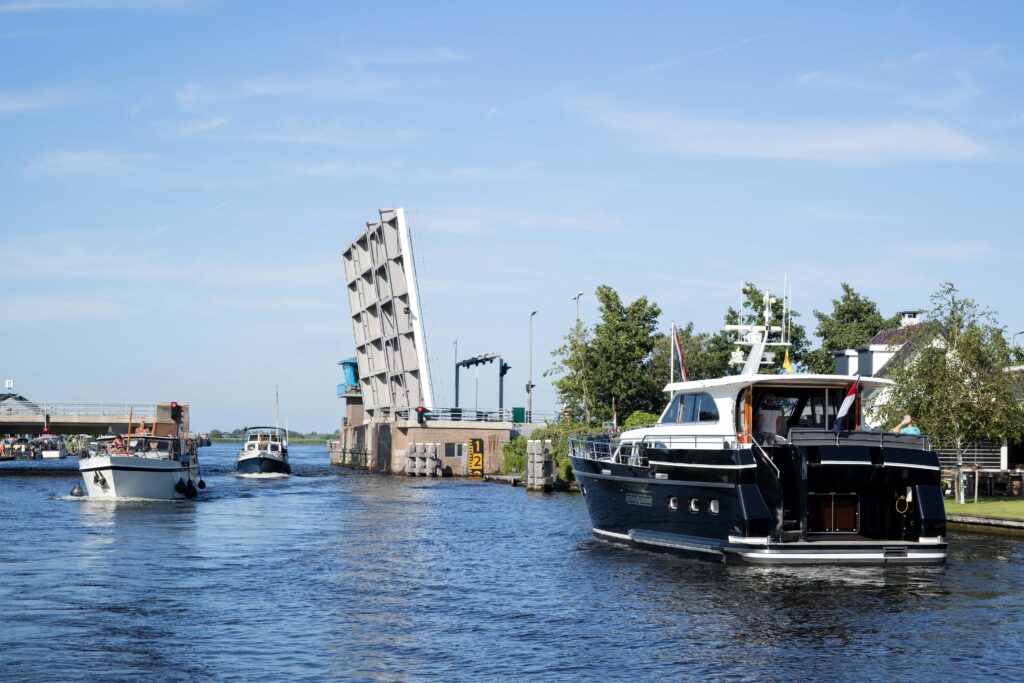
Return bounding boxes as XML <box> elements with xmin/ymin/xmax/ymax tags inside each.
<box><xmin>709</xmin><ymin>499</ymin><xmax>720</xmax><ymax>515</ymax></box>
<box><xmin>688</xmin><ymin>498</ymin><xmax>700</xmax><ymax>513</ymax></box>
<box><xmin>668</xmin><ymin>496</ymin><xmax>678</xmax><ymax>511</ymax></box>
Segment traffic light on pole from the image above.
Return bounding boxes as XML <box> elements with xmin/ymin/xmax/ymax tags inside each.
<box><xmin>416</xmin><ymin>406</ymin><xmax>426</xmax><ymax>425</ymax></box>
<box><xmin>500</xmin><ymin>360</ymin><xmax>511</xmax><ymax>377</ymax></box>
<box><xmin>170</xmin><ymin>402</ymin><xmax>183</xmax><ymax>424</ymax></box>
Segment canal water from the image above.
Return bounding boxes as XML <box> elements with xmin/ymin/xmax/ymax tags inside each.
<box><xmin>2</xmin><ymin>444</ymin><xmax>1023</xmax><ymax>681</ymax></box>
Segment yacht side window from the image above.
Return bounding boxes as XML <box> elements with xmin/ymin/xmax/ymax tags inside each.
<box><xmin>660</xmin><ymin>394</ymin><xmax>684</xmax><ymax>423</ymax></box>
<box><xmin>696</xmin><ymin>393</ymin><xmax>719</xmax><ymax>422</ymax></box>
<box><xmin>663</xmin><ymin>393</ymin><xmax>719</xmax><ymax>424</ymax></box>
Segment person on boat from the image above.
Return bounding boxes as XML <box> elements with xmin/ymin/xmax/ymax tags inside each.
<box><xmin>891</xmin><ymin>415</ymin><xmax>921</xmax><ymax>436</ymax></box>
<box><xmin>136</xmin><ymin>421</ymin><xmax>150</xmax><ymax>435</ymax></box>
<box><xmin>755</xmin><ymin>393</ymin><xmax>785</xmax><ymax>439</ymax></box>
<box><xmin>110</xmin><ymin>434</ymin><xmax>127</xmax><ymax>454</ymax></box>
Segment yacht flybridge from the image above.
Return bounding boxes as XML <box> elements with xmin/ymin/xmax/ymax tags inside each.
<box><xmin>570</xmin><ymin>290</ymin><xmax>947</xmax><ymax>565</ymax></box>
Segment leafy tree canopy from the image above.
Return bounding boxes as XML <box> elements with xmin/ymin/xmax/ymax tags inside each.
<box><xmin>805</xmin><ymin>283</ymin><xmax>900</xmax><ymax>374</ymax></box>
<box><xmin>869</xmin><ymin>282</ymin><xmax>1024</xmax><ymax>455</ymax></box>
<box><xmin>548</xmin><ymin>285</ymin><xmax>662</xmax><ymax>422</ymax></box>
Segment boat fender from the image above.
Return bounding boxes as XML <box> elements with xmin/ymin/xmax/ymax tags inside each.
<box><xmin>185</xmin><ymin>480</ymin><xmax>198</xmax><ymax>499</ymax></box>
<box><xmin>70</xmin><ymin>483</ymin><xmax>84</xmax><ymax>497</ymax></box>
<box><xmin>175</xmin><ymin>479</ymin><xmax>187</xmax><ymax>495</ymax></box>
<box><xmin>198</xmin><ymin>479</ymin><xmax>206</xmax><ymax>489</ymax></box>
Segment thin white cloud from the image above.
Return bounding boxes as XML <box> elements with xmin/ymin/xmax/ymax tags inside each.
<box><xmin>175</xmin><ymin>116</ymin><xmax>227</xmax><ymax>136</ymax></box>
<box><xmin>272</xmin><ymin>159</ymin><xmax>541</xmax><ymax>184</ymax></box>
<box><xmin>801</xmin><ymin>205</ymin><xmax>897</xmax><ymax>223</ymax></box>
<box><xmin>175</xmin><ymin>75</ymin><xmax>394</xmax><ymax>109</ymax></box>
<box><xmin>0</xmin><ymin>0</ymin><xmax>190</xmax><ymax>12</ymax></box>
<box><xmin>897</xmin><ymin>242</ymin><xmax>992</xmax><ymax>263</ymax></box>
<box><xmin>568</xmin><ymin>97</ymin><xmax>987</xmax><ymax>163</ymax></box>
<box><xmin>348</xmin><ymin>46</ymin><xmax>469</xmax><ymax>68</ymax></box>
<box><xmin>0</xmin><ymin>88</ymin><xmax>79</xmax><ymax>113</ymax></box>
<box><xmin>413</xmin><ymin>206</ymin><xmax>622</xmax><ymax>237</ymax></box>
<box><xmin>252</xmin><ymin>121</ymin><xmax>417</xmax><ymax>149</ymax></box>
<box><xmin>25</xmin><ymin>149</ymin><xmax>157</xmax><ymax>175</ymax></box>
<box><xmin>2</xmin><ymin>294</ymin><xmax>126</xmax><ymax>321</ymax></box>
<box><xmin>635</xmin><ymin>34</ymin><xmax>770</xmax><ymax>75</ymax></box>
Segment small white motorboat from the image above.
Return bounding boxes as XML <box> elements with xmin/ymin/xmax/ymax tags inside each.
<box><xmin>78</xmin><ymin>433</ymin><xmax>205</xmax><ymax>499</ymax></box>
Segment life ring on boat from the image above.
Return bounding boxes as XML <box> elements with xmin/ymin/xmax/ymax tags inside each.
<box><xmin>895</xmin><ymin>495</ymin><xmax>912</xmax><ymax>515</ymax></box>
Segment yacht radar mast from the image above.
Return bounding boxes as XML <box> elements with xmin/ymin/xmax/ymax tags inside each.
<box><xmin>723</xmin><ymin>287</ymin><xmax>792</xmax><ymax>376</ymax></box>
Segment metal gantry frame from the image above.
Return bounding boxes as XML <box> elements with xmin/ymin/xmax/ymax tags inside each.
<box><xmin>454</xmin><ymin>353</ymin><xmax>511</xmax><ymax>410</ymax></box>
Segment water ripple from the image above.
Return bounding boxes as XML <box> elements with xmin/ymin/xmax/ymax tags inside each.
<box><xmin>2</xmin><ymin>444</ymin><xmax>1023</xmax><ymax>681</ymax></box>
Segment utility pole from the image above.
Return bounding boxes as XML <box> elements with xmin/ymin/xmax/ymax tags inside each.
<box><xmin>527</xmin><ymin>310</ymin><xmax>537</xmax><ymax>421</ymax></box>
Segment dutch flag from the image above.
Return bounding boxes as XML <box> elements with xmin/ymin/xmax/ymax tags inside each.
<box><xmin>832</xmin><ymin>377</ymin><xmax>860</xmax><ymax>433</ymax></box>
<box><xmin>673</xmin><ymin>322</ymin><xmax>688</xmax><ymax>382</ymax></box>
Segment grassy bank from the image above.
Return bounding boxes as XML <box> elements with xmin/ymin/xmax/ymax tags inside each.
<box><xmin>944</xmin><ymin>497</ymin><xmax>1024</xmax><ymax>520</ymax></box>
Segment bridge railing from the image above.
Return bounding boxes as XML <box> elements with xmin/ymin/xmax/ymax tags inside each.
<box><xmin>0</xmin><ymin>402</ymin><xmax>159</xmax><ymax>418</ymax></box>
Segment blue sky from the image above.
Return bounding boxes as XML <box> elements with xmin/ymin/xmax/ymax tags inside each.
<box><xmin>3</xmin><ymin>1</ymin><xmax>1023</xmax><ymax>431</ymax></box>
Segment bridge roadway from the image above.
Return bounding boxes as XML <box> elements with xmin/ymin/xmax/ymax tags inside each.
<box><xmin>0</xmin><ymin>401</ymin><xmax>190</xmax><ymax>436</ymax></box>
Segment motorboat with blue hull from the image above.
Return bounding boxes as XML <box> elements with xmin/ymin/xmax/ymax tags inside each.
<box><xmin>236</xmin><ymin>427</ymin><xmax>290</xmax><ymax>475</ymax></box>
<box><xmin>569</xmin><ymin>292</ymin><xmax>947</xmax><ymax>566</ymax></box>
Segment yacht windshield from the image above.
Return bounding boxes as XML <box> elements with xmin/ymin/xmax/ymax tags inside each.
<box><xmin>744</xmin><ymin>386</ymin><xmax>848</xmax><ymax>438</ymax></box>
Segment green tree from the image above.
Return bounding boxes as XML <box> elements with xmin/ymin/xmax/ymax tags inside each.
<box><xmin>868</xmin><ymin>283</ymin><xmax>1024</xmax><ymax>501</ymax></box>
<box><xmin>547</xmin><ymin>322</ymin><xmax>594</xmax><ymax>422</ymax></box>
<box><xmin>548</xmin><ymin>285</ymin><xmax>662</xmax><ymax>423</ymax></box>
<box><xmin>805</xmin><ymin>283</ymin><xmax>900</xmax><ymax>374</ymax></box>
<box><xmin>623</xmin><ymin>410</ymin><xmax>660</xmax><ymax>428</ymax></box>
<box><xmin>586</xmin><ymin>285</ymin><xmax>663</xmax><ymax>422</ymax></box>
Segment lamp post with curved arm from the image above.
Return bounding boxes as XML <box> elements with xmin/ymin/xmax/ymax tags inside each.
<box><xmin>527</xmin><ymin>310</ymin><xmax>537</xmax><ymax>421</ymax></box>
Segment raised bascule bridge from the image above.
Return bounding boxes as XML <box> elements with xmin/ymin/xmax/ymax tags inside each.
<box><xmin>0</xmin><ymin>401</ymin><xmax>189</xmax><ymax>437</ymax></box>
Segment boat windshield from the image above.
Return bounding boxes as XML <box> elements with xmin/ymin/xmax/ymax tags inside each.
<box><xmin>743</xmin><ymin>386</ymin><xmax>848</xmax><ymax>438</ymax></box>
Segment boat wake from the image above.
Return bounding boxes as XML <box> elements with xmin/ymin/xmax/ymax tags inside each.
<box><xmin>235</xmin><ymin>472</ymin><xmax>289</xmax><ymax>479</ymax></box>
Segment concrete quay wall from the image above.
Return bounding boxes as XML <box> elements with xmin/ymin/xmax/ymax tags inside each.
<box><xmin>330</xmin><ymin>419</ymin><xmax>515</xmax><ymax>476</ymax></box>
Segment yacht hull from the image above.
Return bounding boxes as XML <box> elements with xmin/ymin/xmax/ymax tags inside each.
<box><xmin>236</xmin><ymin>453</ymin><xmax>291</xmax><ymax>475</ymax></box>
<box><xmin>572</xmin><ymin>454</ymin><xmax>947</xmax><ymax>566</ymax></box>
<box><xmin>79</xmin><ymin>455</ymin><xmax>199</xmax><ymax>500</ymax></box>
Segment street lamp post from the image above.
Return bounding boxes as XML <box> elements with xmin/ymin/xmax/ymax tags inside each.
<box><xmin>572</xmin><ymin>291</ymin><xmax>584</xmax><ymax>325</ymax></box>
<box><xmin>527</xmin><ymin>311</ymin><xmax>537</xmax><ymax>422</ymax></box>
<box><xmin>1012</xmin><ymin>330</ymin><xmax>1024</xmax><ymax>348</ymax></box>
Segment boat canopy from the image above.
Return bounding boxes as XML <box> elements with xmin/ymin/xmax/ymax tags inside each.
<box><xmin>663</xmin><ymin>373</ymin><xmax>893</xmax><ymax>394</ymax></box>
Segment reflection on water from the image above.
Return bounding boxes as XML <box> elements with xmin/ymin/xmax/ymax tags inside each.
<box><xmin>2</xmin><ymin>443</ymin><xmax>1023</xmax><ymax>681</ymax></box>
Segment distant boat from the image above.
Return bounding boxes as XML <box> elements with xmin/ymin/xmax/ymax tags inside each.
<box><xmin>78</xmin><ymin>433</ymin><xmax>205</xmax><ymax>499</ymax></box>
<box><xmin>35</xmin><ymin>435</ymin><xmax>66</xmax><ymax>459</ymax></box>
<box><xmin>236</xmin><ymin>427</ymin><xmax>291</xmax><ymax>475</ymax></box>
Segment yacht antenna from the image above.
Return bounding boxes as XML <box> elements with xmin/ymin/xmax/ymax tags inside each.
<box><xmin>782</xmin><ymin>274</ymin><xmax>789</xmax><ymax>345</ymax></box>
<box><xmin>786</xmin><ymin>281</ymin><xmax>793</xmax><ymax>346</ymax></box>
<box><xmin>275</xmin><ymin>385</ymin><xmax>280</xmax><ymax>440</ymax></box>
